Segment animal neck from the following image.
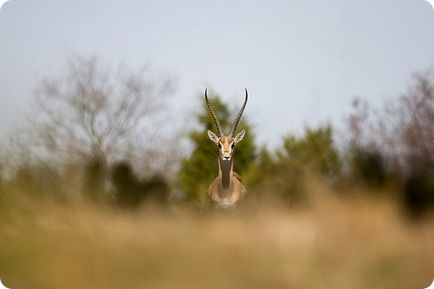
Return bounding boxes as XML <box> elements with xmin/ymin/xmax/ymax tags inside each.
<box><xmin>218</xmin><ymin>157</ymin><xmax>233</xmax><ymax>189</ymax></box>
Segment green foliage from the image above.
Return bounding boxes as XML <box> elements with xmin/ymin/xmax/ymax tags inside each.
<box><xmin>177</xmin><ymin>94</ymin><xmax>256</xmax><ymax>202</ymax></box>
<box><xmin>246</xmin><ymin>125</ymin><xmax>341</xmax><ymax>205</ymax></box>
<box><xmin>278</xmin><ymin>125</ymin><xmax>340</xmax><ymax>177</ymax></box>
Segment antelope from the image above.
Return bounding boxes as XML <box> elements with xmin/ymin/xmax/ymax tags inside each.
<box><xmin>205</xmin><ymin>89</ymin><xmax>248</xmax><ymax>209</ymax></box>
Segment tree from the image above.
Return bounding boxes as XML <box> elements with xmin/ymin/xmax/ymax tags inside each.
<box><xmin>347</xmin><ymin>70</ymin><xmax>434</xmax><ymax>179</ymax></box>
<box><xmin>1</xmin><ymin>55</ymin><xmax>176</xmax><ymax>202</ymax></box>
<box><xmin>391</xmin><ymin>72</ymin><xmax>434</xmax><ymax>177</ymax></box>
<box><xmin>277</xmin><ymin>125</ymin><xmax>340</xmax><ymax>178</ymax></box>
<box><xmin>387</xmin><ymin>71</ymin><xmax>434</xmax><ymax>216</ymax></box>
<box><xmin>111</xmin><ymin>161</ymin><xmax>144</xmax><ymax>208</ymax></box>
<box><xmin>82</xmin><ymin>156</ymin><xmax>107</xmax><ymax>202</ymax></box>
<box><xmin>111</xmin><ymin>161</ymin><xmax>170</xmax><ymax>209</ymax></box>
<box><xmin>345</xmin><ymin>67</ymin><xmax>434</xmax><ymax>216</ymax></box>
<box><xmin>245</xmin><ymin>125</ymin><xmax>341</xmax><ymax>206</ymax></box>
<box><xmin>14</xmin><ymin>55</ymin><xmax>175</xmax><ymax>171</ymax></box>
<box><xmin>177</xmin><ymin>93</ymin><xmax>256</xmax><ymax>203</ymax></box>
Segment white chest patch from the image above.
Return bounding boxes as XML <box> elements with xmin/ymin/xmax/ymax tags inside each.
<box><xmin>217</xmin><ymin>198</ymin><xmax>236</xmax><ymax>209</ymax></box>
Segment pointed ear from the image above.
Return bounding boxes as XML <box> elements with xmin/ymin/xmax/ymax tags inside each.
<box><xmin>207</xmin><ymin>130</ymin><xmax>219</xmax><ymax>144</ymax></box>
<box><xmin>234</xmin><ymin>130</ymin><xmax>245</xmax><ymax>144</ymax></box>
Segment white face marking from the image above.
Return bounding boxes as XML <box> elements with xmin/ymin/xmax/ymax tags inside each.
<box><xmin>208</xmin><ymin>130</ymin><xmax>246</xmax><ymax>161</ymax></box>
<box><xmin>218</xmin><ymin>136</ymin><xmax>235</xmax><ymax>160</ymax></box>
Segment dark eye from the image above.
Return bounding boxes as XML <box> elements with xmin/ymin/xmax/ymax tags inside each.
<box><xmin>231</xmin><ymin>143</ymin><xmax>235</xmax><ymax>148</ymax></box>
<box><xmin>218</xmin><ymin>143</ymin><xmax>222</xmax><ymax>148</ymax></box>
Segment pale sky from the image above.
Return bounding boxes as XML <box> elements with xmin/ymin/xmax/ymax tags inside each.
<box><xmin>0</xmin><ymin>0</ymin><xmax>433</xmax><ymax>147</ymax></box>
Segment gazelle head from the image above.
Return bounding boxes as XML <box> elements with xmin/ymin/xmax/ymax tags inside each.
<box><xmin>205</xmin><ymin>89</ymin><xmax>248</xmax><ymax>161</ymax></box>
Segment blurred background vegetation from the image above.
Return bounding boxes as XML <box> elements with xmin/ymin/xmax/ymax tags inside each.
<box><xmin>0</xmin><ymin>55</ymin><xmax>433</xmax><ymax>289</ymax></box>
<box><xmin>0</xmin><ymin>55</ymin><xmax>433</xmax><ymax>218</ymax></box>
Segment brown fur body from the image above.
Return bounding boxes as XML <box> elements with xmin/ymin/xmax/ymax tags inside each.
<box><xmin>207</xmin><ymin>158</ymin><xmax>246</xmax><ymax>209</ymax></box>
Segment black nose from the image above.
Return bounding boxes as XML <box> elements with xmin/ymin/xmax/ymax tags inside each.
<box><xmin>224</xmin><ymin>156</ymin><xmax>230</xmax><ymax>160</ymax></box>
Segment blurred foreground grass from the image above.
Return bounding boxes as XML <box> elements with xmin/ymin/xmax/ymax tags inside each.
<box><xmin>0</xmin><ymin>195</ymin><xmax>433</xmax><ymax>289</ymax></box>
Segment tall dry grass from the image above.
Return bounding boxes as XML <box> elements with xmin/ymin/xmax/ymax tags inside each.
<box><xmin>0</xmin><ymin>189</ymin><xmax>433</xmax><ymax>289</ymax></box>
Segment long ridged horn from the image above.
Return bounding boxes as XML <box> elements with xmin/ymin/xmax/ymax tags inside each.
<box><xmin>204</xmin><ymin>89</ymin><xmax>223</xmax><ymax>137</ymax></box>
<box><xmin>229</xmin><ymin>88</ymin><xmax>248</xmax><ymax>136</ymax></box>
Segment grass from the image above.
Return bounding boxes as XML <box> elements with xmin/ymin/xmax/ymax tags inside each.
<box><xmin>0</xmin><ymin>194</ymin><xmax>433</xmax><ymax>289</ymax></box>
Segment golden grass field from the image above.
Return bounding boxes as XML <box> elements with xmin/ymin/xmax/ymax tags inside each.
<box><xmin>0</xmin><ymin>193</ymin><xmax>433</xmax><ymax>289</ymax></box>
